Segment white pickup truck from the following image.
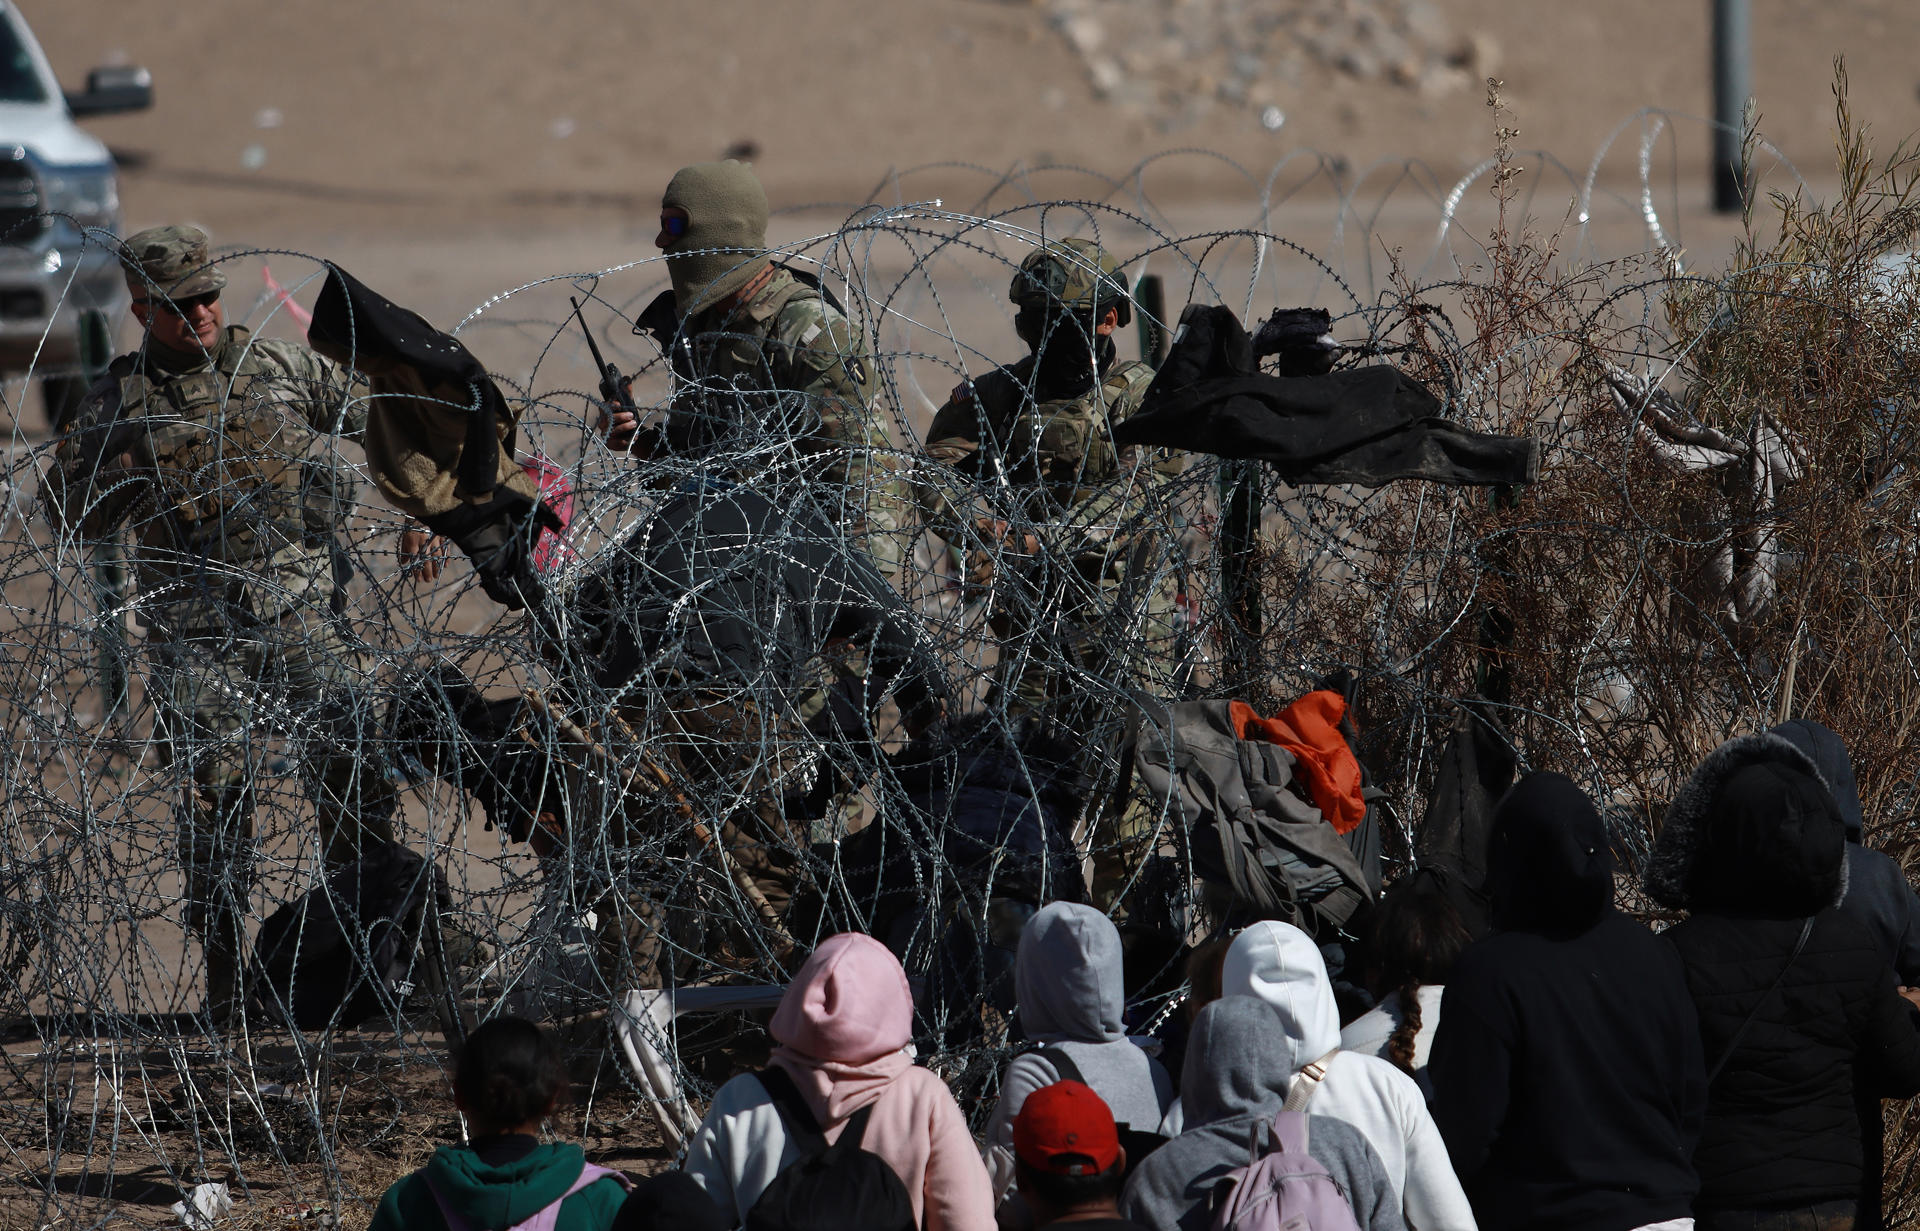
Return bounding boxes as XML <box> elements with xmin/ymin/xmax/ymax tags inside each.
<box><xmin>0</xmin><ymin>1</ymin><xmax>151</xmax><ymax>427</ymax></box>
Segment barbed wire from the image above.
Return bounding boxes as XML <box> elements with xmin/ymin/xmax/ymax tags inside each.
<box><xmin>3</xmin><ymin>115</ymin><xmax>1914</xmax><ymax>1229</ymax></box>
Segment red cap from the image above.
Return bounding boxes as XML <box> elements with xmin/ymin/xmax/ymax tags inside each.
<box><xmin>1012</xmin><ymin>1081</ymin><xmax>1121</xmax><ymax>1176</ymax></box>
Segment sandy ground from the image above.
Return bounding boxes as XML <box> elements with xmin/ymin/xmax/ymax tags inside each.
<box><xmin>28</xmin><ymin>0</ymin><xmax>1920</xmax><ymax>226</ymax></box>
<box><xmin>9</xmin><ymin>0</ymin><xmax>1909</xmax><ymax>402</ymax></box>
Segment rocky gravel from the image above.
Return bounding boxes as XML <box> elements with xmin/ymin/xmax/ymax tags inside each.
<box><xmin>1040</xmin><ymin>0</ymin><xmax>1497</xmax><ymax>133</ymax></box>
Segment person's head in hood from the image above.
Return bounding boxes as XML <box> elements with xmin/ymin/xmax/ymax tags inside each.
<box><xmin>1485</xmin><ymin>771</ymin><xmax>1615</xmax><ymax>935</ymax></box>
<box><xmin>1218</xmin><ymin>920</ymin><xmax>1341</xmax><ymax>1074</ymax></box>
<box><xmin>658</xmin><ymin>160</ymin><xmax>772</xmax><ymax>316</ymax></box>
<box><xmin>1770</xmin><ymin>718</ymin><xmax>1865</xmax><ymax>840</ymax></box>
<box><xmin>771</xmin><ymin>932</ymin><xmax>913</xmax><ymax>1063</ymax></box>
<box><xmin>1179</xmin><ymin>996</ymin><xmax>1302</xmax><ymax>1128</ymax></box>
<box><xmin>1645</xmin><ymin>732</ymin><xmax>1845</xmax><ymax>917</ymax></box>
<box><xmin>1015</xmin><ymin>902</ymin><xmax>1126</xmax><ymax>1045</ymax></box>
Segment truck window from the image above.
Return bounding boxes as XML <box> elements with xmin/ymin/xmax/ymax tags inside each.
<box><xmin>0</xmin><ymin>18</ymin><xmax>49</xmax><ymax>104</ymax></box>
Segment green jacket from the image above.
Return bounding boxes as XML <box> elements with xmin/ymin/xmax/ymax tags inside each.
<box><xmin>367</xmin><ymin>1142</ymin><xmax>629</xmax><ymax>1231</ymax></box>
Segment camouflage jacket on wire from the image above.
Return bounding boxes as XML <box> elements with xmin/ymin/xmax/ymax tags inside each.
<box><xmin>42</xmin><ymin>325</ymin><xmax>369</xmax><ymax>630</ymax></box>
<box><xmin>650</xmin><ymin>265</ymin><xmax>907</xmax><ymax>575</ymax></box>
<box><xmin>917</xmin><ymin>351</ymin><xmax>1184</xmax><ymax>573</ymax></box>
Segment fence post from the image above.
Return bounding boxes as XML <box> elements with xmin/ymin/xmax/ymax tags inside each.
<box><xmin>1712</xmin><ymin>0</ymin><xmax>1751</xmax><ymax>213</ymax></box>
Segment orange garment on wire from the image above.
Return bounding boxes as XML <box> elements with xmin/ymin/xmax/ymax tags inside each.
<box><xmin>1227</xmin><ymin>690</ymin><xmax>1366</xmax><ymax>835</ymax></box>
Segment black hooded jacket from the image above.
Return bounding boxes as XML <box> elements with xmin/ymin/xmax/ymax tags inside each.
<box><xmin>1429</xmin><ymin>772</ymin><xmax>1704</xmax><ymax>1231</ymax></box>
<box><xmin>1645</xmin><ymin>732</ymin><xmax>1920</xmax><ymax>1214</ymax></box>
<box><xmin>1771</xmin><ymin>719</ymin><xmax>1920</xmax><ymax>983</ymax></box>
<box><xmin>1771</xmin><ymin>719</ymin><xmax>1920</xmax><ymax>1231</ymax></box>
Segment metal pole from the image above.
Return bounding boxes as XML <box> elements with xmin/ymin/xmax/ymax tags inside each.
<box><xmin>1712</xmin><ymin>0</ymin><xmax>1750</xmax><ymax>213</ymax></box>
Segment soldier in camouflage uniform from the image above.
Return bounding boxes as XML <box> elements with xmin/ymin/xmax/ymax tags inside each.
<box><xmin>917</xmin><ymin>238</ymin><xmax>1188</xmax><ymax>733</ymax></box>
<box><xmin>592</xmin><ymin>161</ymin><xmax>924</xmax><ymax>966</ymax></box>
<box><xmin>42</xmin><ymin>225</ymin><xmax>396</xmax><ymax>1021</ymax></box>
<box><xmin>916</xmin><ymin>239</ymin><xmax>1188</xmax><ymax>902</ymax></box>
<box><xmin>603</xmin><ymin>159</ymin><xmax>908</xmax><ymax>579</ymax></box>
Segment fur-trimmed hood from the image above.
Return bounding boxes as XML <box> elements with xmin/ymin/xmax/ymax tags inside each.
<box><xmin>1645</xmin><ymin>732</ymin><xmax>1848</xmax><ymax>915</ymax></box>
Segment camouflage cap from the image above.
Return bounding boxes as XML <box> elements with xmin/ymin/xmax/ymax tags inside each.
<box><xmin>121</xmin><ymin>224</ymin><xmax>227</xmax><ymax>302</ymax></box>
<box><xmin>1009</xmin><ymin>237</ymin><xmax>1132</xmax><ymax>325</ymax></box>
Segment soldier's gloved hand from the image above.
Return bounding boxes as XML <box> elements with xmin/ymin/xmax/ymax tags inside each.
<box><xmin>398</xmin><ymin>526</ymin><xmax>448</xmax><ymax>583</ymax></box>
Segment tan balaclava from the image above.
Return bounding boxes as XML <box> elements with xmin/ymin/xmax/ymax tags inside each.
<box><xmin>661</xmin><ymin>160</ymin><xmax>772</xmax><ymax>316</ymax></box>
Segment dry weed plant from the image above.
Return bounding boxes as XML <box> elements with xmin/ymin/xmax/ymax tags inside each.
<box><xmin>1239</xmin><ymin>63</ymin><xmax>1920</xmax><ymax>1217</ymax></box>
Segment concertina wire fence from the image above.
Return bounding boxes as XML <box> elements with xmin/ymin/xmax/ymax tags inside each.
<box><xmin>4</xmin><ymin>107</ymin><xmax>1918</xmax><ymax>1226</ymax></box>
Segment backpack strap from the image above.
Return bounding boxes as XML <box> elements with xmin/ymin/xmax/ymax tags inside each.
<box><xmin>421</xmin><ymin>1159</ymin><xmax>631</xmax><ymax>1231</ymax></box>
<box><xmin>515</xmin><ymin>1161</ymin><xmax>634</xmax><ymax>1231</ymax></box>
<box><xmin>571</xmin><ymin>1163</ymin><xmax>634</xmax><ymax>1195</ymax></box>
<box><xmin>1269</xmin><ymin>1110</ymin><xmax>1311</xmax><ymax>1157</ymax></box>
<box><xmin>1705</xmin><ymin>916</ymin><xmax>1816</xmax><ymax>1087</ymax></box>
<box><xmin>836</xmin><ymin>1102</ymin><xmax>878</xmax><ymax>1152</ymax></box>
<box><xmin>756</xmin><ymin>1065</ymin><xmax>832</xmax><ymax>1158</ymax></box>
<box><xmin>1028</xmin><ymin>1045</ymin><xmax>1086</xmax><ymax>1087</ymax></box>
<box><xmin>1281</xmin><ymin>1049</ymin><xmax>1338</xmax><ymax>1113</ymax></box>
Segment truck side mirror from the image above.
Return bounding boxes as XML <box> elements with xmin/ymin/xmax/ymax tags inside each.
<box><xmin>65</xmin><ymin>66</ymin><xmax>153</xmax><ymax>118</ymax></box>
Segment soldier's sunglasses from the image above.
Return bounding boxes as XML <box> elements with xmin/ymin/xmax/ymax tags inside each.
<box><xmin>660</xmin><ymin>213</ymin><xmax>689</xmax><ymax>239</ymax></box>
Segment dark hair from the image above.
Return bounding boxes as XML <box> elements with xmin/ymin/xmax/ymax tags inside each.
<box><xmin>1017</xmin><ymin>1155</ymin><xmax>1126</xmax><ymax>1212</ymax></box>
<box><xmin>453</xmin><ymin>1016</ymin><xmax>569</xmax><ymax>1133</ymax></box>
<box><xmin>1369</xmin><ymin>883</ymin><xmax>1471</xmax><ymax>1076</ymax></box>
<box><xmin>1185</xmin><ymin>935</ymin><xmax>1233</xmax><ymax>1021</ymax></box>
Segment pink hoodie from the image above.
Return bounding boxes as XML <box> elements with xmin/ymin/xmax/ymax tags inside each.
<box><xmin>683</xmin><ymin>934</ymin><xmax>994</xmax><ymax>1231</ymax></box>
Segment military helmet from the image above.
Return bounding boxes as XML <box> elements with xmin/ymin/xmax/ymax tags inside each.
<box><xmin>1009</xmin><ymin>238</ymin><xmax>1133</xmax><ymax>326</ymax></box>
<box><xmin>122</xmin><ymin>224</ymin><xmax>227</xmax><ymax>303</ymax></box>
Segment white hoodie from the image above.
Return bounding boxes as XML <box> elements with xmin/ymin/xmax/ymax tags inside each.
<box><xmin>1221</xmin><ymin>921</ymin><xmax>1477</xmax><ymax>1231</ymax></box>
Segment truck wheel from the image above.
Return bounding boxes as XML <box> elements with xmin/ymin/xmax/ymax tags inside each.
<box><xmin>41</xmin><ymin>373</ymin><xmax>87</xmax><ymax>433</ymax></box>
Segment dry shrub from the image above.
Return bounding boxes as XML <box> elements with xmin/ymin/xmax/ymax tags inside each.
<box><xmin>1246</xmin><ymin>68</ymin><xmax>1920</xmax><ymax>1208</ymax></box>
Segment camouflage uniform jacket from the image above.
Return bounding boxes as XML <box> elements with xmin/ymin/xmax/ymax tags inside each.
<box><xmin>657</xmin><ymin>265</ymin><xmax>906</xmax><ymax>574</ymax></box>
<box><xmin>43</xmin><ymin>326</ymin><xmax>369</xmax><ymax>630</ymax></box>
<box><xmin>918</xmin><ymin>352</ymin><xmax>1184</xmax><ymax>573</ymax></box>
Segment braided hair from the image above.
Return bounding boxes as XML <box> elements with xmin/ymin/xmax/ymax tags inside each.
<box><xmin>1369</xmin><ymin>883</ymin><xmax>1472</xmax><ymax>1077</ymax></box>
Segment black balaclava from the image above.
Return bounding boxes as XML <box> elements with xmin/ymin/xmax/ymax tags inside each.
<box><xmin>1016</xmin><ymin>303</ymin><xmax>1114</xmax><ymax>399</ymax></box>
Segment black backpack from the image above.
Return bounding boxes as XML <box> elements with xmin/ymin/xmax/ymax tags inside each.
<box><xmin>744</xmin><ymin>1066</ymin><xmax>916</xmax><ymax>1231</ymax></box>
<box><xmin>248</xmin><ymin>841</ymin><xmax>449</xmax><ymax>1031</ymax></box>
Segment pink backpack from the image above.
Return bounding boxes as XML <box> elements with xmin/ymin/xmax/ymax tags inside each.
<box><xmin>1209</xmin><ymin>1110</ymin><xmax>1363</xmax><ymax>1231</ymax></box>
<box><xmin>422</xmin><ymin>1160</ymin><xmax>630</xmax><ymax>1231</ymax></box>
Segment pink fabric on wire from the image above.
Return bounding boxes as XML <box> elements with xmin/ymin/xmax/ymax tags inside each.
<box><xmin>520</xmin><ymin>455</ymin><xmax>574</xmax><ymax>572</ymax></box>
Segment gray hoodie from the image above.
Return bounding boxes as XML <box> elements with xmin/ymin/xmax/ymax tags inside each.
<box><xmin>1121</xmin><ymin>997</ymin><xmax>1406</xmax><ymax>1231</ymax></box>
<box><xmin>984</xmin><ymin>903</ymin><xmax>1175</xmax><ymax>1198</ymax></box>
